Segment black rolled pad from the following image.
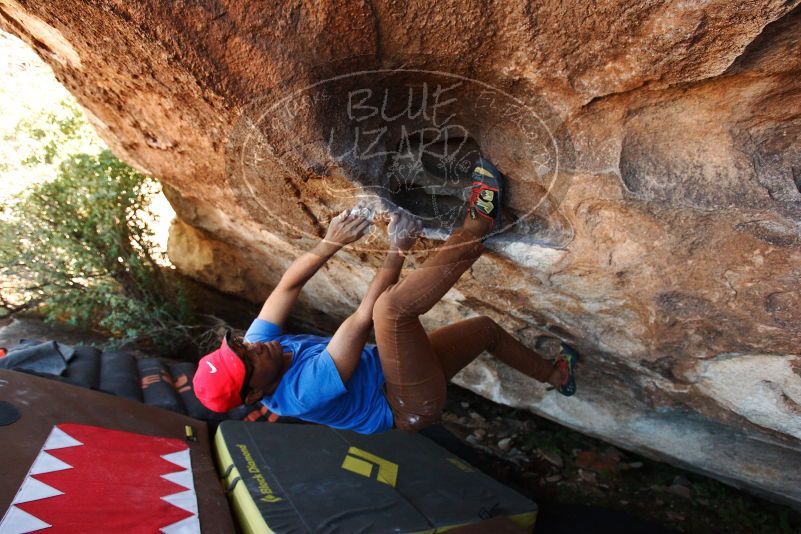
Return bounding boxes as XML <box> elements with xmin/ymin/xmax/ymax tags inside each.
<box><xmin>99</xmin><ymin>350</ymin><xmax>142</xmax><ymax>402</ymax></box>
<box><xmin>137</xmin><ymin>358</ymin><xmax>186</xmax><ymax>414</ymax></box>
<box><xmin>64</xmin><ymin>346</ymin><xmax>101</xmax><ymax>389</ymax></box>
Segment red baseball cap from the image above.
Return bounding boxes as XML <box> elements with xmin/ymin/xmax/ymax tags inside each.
<box><xmin>193</xmin><ymin>334</ymin><xmax>247</xmax><ymax>413</ymax></box>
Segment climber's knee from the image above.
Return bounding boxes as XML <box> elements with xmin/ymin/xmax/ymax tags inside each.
<box><xmin>373</xmin><ymin>284</ymin><xmax>404</xmax><ymax>322</ymax></box>
<box><xmin>388</xmin><ymin>388</ymin><xmax>446</xmax><ymax>433</ymax></box>
<box><xmin>393</xmin><ymin>410</ymin><xmax>442</xmax><ymax>433</ymax></box>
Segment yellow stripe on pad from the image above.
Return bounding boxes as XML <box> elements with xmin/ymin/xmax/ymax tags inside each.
<box><xmin>214</xmin><ymin>428</ymin><xmax>274</xmax><ymax>534</ymax></box>
<box><xmin>509</xmin><ymin>510</ymin><xmax>537</xmax><ymax>532</ymax></box>
<box><xmin>474</xmin><ymin>166</ymin><xmax>494</xmax><ymax>177</ymax></box>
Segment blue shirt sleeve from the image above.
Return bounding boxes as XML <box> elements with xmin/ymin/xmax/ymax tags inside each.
<box><xmin>282</xmin><ymin>349</ymin><xmax>347</xmax><ymax>411</ymax></box>
<box><xmin>244</xmin><ymin>318</ymin><xmax>283</xmax><ymax>343</ymax></box>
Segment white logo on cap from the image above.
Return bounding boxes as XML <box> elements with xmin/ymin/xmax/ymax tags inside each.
<box><xmin>207</xmin><ymin>361</ymin><xmax>217</xmax><ymax>374</ymax></box>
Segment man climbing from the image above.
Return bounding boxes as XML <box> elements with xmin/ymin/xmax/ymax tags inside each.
<box><xmin>194</xmin><ymin>158</ymin><xmax>579</xmax><ymax>434</ymax></box>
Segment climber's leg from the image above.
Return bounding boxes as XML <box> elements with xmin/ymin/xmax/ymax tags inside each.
<box><xmin>373</xmin><ymin>157</ymin><xmax>503</xmax><ymax>319</ymax></box>
<box><xmin>374</xmin><ymin>159</ymin><xmax>504</xmax><ymax>432</ymax></box>
<box><xmin>373</xmin><ymin>307</ymin><xmax>445</xmax><ymax>432</ymax></box>
<box><xmin>428</xmin><ymin>316</ymin><xmax>562</xmax><ymax>386</ymax></box>
<box><xmin>373</xmin><ymin>228</ymin><xmax>485</xmax><ymax>433</ymax></box>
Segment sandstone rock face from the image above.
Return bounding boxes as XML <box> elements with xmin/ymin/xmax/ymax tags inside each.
<box><xmin>3</xmin><ymin>0</ymin><xmax>800</xmax><ymax>507</ymax></box>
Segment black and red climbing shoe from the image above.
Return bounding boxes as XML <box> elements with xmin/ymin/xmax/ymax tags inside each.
<box><xmin>556</xmin><ymin>343</ymin><xmax>579</xmax><ymax>397</ymax></box>
<box><xmin>468</xmin><ymin>158</ymin><xmax>503</xmax><ymax>231</ymax></box>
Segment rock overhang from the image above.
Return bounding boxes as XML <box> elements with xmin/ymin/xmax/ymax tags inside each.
<box><xmin>225</xmin><ymin>64</ymin><xmax>576</xmax><ymax>252</ymax></box>
<box><xmin>2</xmin><ymin>0</ymin><xmax>800</xmax><ymax>509</ymax></box>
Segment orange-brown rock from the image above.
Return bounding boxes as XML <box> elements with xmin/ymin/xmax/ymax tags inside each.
<box><xmin>2</xmin><ymin>0</ymin><xmax>800</xmax><ymax>507</ymax></box>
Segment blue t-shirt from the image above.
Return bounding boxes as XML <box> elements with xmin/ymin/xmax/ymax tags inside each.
<box><xmin>244</xmin><ymin>319</ymin><xmax>394</xmax><ymax>434</ymax></box>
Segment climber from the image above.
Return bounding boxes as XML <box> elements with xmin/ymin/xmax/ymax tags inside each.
<box><xmin>193</xmin><ymin>158</ymin><xmax>579</xmax><ymax>434</ymax></box>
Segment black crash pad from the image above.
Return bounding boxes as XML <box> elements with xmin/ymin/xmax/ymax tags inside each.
<box><xmin>63</xmin><ymin>346</ymin><xmax>101</xmax><ymax>389</ymax></box>
<box><xmin>138</xmin><ymin>357</ymin><xmax>186</xmax><ymax>414</ymax></box>
<box><xmin>214</xmin><ymin>421</ymin><xmax>537</xmax><ymax>533</ymax></box>
<box><xmin>98</xmin><ymin>350</ymin><xmax>142</xmax><ymax>402</ymax></box>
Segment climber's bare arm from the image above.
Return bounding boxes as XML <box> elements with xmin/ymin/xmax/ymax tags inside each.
<box><xmin>326</xmin><ymin>212</ymin><xmax>421</xmax><ymax>382</ymax></box>
<box><xmin>257</xmin><ymin>211</ymin><xmax>371</xmax><ymax>327</ymax></box>
<box><xmin>325</xmin><ymin>250</ymin><xmax>404</xmax><ymax>381</ymax></box>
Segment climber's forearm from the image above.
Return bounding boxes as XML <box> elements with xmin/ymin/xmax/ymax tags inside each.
<box><xmin>256</xmin><ymin>239</ymin><xmax>340</xmax><ymax>326</ymax></box>
<box><xmin>278</xmin><ymin>239</ymin><xmax>341</xmax><ymax>291</ymax></box>
<box><xmin>326</xmin><ymin>249</ymin><xmax>404</xmax><ymax>382</ymax></box>
<box><xmin>258</xmin><ymin>211</ymin><xmax>371</xmax><ymax>327</ymax></box>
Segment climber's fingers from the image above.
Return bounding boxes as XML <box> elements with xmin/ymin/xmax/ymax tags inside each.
<box><xmin>355</xmin><ymin>219</ymin><xmax>372</xmax><ymax>236</ymax></box>
<box><xmin>332</xmin><ymin>209</ymin><xmax>349</xmax><ymax>222</ymax></box>
<box><xmin>387</xmin><ymin>211</ymin><xmax>400</xmax><ymax>232</ymax></box>
<box><xmin>345</xmin><ymin>213</ymin><xmax>370</xmax><ymax>227</ymax></box>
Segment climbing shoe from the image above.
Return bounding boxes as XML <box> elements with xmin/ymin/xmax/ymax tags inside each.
<box><xmin>467</xmin><ymin>158</ymin><xmax>503</xmax><ymax>231</ymax></box>
<box><xmin>556</xmin><ymin>342</ymin><xmax>579</xmax><ymax>397</ymax></box>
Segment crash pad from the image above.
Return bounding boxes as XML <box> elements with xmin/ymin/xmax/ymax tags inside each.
<box><xmin>63</xmin><ymin>346</ymin><xmax>101</xmax><ymax>389</ymax></box>
<box><xmin>99</xmin><ymin>350</ymin><xmax>142</xmax><ymax>402</ymax></box>
<box><xmin>0</xmin><ymin>369</ymin><xmax>235</xmax><ymax>533</ymax></box>
<box><xmin>214</xmin><ymin>421</ymin><xmax>537</xmax><ymax>533</ymax></box>
<box><xmin>138</xmin><ymin>357</ymin><xmax>186</xmax><ymax>414</ymax></box>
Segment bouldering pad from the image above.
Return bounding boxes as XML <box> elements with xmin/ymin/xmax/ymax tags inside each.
<box><xmin>0</xmin><ymin>369</ymin><xmax>235</xmax><ymax>533</ymax></box>
<box><xmin>214</xmin><ymin>421</ymin><xmax>537</xmax><ymax>533</ymax></box>
<box><xmin>98</xmin><ymin>350</ymin><xmax>142</xmax><ymax>402</ymax></box>
<box><xmin>63</xmin><ymin>346</ymin><xmax>101</xmax><ymax>389</ymax></box>
<box><xmin>138</xmin><ymin>357</ymin><xmax>185</xmax><ymax>414</ymax></box>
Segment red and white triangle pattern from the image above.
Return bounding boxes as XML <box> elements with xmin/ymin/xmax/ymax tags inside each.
<box><xmin>160</xmin><ymin>449</ymin><xmax>200</xmax><ymax>534</ymax></box>
<box><xmin>0</xmin><ymin>424</ymin><xmax>200</xmax><ymax>534</ymax></box>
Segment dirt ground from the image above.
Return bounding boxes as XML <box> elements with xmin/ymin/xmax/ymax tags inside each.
<box><xmin>439</xmin><ymin>385</ymin><xmax>801</xmax><ymax>534</ymax></box>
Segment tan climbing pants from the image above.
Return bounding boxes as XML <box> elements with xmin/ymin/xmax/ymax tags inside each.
<box><xmin>373</xmin><ymin>227</ymin><xmax>557</xmax><ymax>433</ymax></box>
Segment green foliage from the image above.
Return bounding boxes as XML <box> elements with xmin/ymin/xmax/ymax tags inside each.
<box><xmin>17</xmin><ymin>101</ymin><xmax>92</xmax><ymax>166</ymax></box>
<box><xmin>1</xmin><ymin>99</ymin><xmax>102</xmax><ymax>179</ymax></box>
<box><xmin>0</xmin><ymin>149</ymin><xmax>198</xmax><ymax>352</ymax></box>
<box><xmin>0</xmin><ymin>43</ymin><xmax>213</xmax><ymax>354</ymax></box>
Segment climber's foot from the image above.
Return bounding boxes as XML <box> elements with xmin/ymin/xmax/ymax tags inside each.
<box><xmin>555</xmin><ymin>342</ymin><xmax>579</xmax><ymax>397</ymax></box>
<box><xmin>464</xmin><ymin>158</ymin><xmax>503</xmax><ymax>239</ymax></box>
